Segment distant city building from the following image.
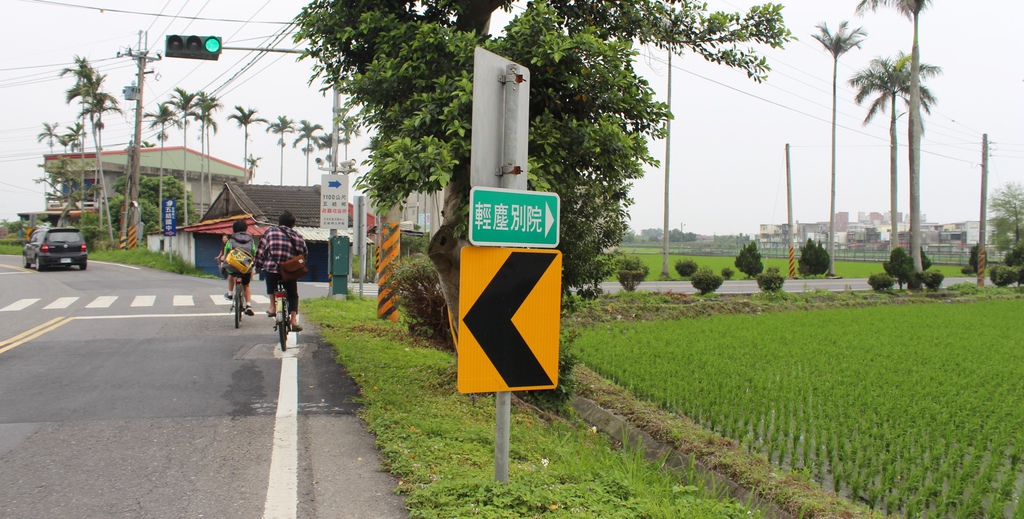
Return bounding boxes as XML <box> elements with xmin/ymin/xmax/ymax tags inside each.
<box><xmin>756</xmin><ymin>210</ymin><xmax>983</xmax><ymax>252</ymax></box>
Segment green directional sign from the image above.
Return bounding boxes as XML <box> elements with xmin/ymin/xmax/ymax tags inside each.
<box><xmin>469</xmin><ymin>187</ymin><xmax>560</xmax><ymax>248</ymax></box>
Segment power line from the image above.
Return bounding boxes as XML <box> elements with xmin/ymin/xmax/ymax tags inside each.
<box><xmin>15</xmin><ymin>0</ymin><xmax>291</xmax><ymax>24</ymax></box>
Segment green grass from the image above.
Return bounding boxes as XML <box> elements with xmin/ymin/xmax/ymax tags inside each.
<box><xmin>90</xmin><ymin>248</ymin><xmax>215</xmax><ymax>277</ymax></box>
<box><xmin>303</xmin><ymin>297</ymin><xmax>764</xmax><ymax>518</ymax></box>
<box><xmin>574</xmin><ymin>299</ymin><xmax>1024</xmax><ymax>517</ymax></box>
<box><xmin>620</xmin><ymin>252</ymin><xmax>965</xmax><ymax>280</ymax></box>
<box><xmin>0</xmin><ymin>245</ymin><xmax>21</xmax><ymax>256</ymax></box>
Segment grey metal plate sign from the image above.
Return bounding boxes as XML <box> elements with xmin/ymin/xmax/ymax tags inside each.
<box><xmin>471</xmin><ymin>47</ymin><xmax>529</xmax><ymax>191</ymax></box>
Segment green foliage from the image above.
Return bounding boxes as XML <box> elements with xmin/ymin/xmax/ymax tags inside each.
<box><xmin>921</xmin><ymin>269</ymin><xmax>945</xmax><ymax>291</ymax></box>
<box><xmin>522</xmin><ymin>329</ymin><xmax>579</xmax><ymax>415</ymax></box>
<box><xmin>947</xmin><ymin>282</ymin><xmax>983</xmax><ymax>295</ymax></box>
<box><xmin>617</xmin><ymin>255</ymin><xmax>649</xmax><ymax>292</ymax></box>
<box><xmin>867</xmin><ymin>272</ymin><xmax>895</xmax><ymax>291</ymax></box>
<box><xmin>966</xmin><ymin>243</ymin><xmax>979</xmax><ymax>274</ymax></box>
<box><xmin>720</xmin><ymin>266</ymin><xmax>735</xmax><ymax>280</ymax></box>
<box><xmin>88</xmin><ymin>247</ymin><xmax>213</xmax><ymax>277</ymax></box>
<box><xmin>755</xmin><ymin>266</ymin><xmax>785</xmax><ymax>293</ymax></box>
<box><xmin>690</xmin><ymin>267</ymin><xmax>723</xmax><ymax>295</ymax></box>
<box><xmin>111</xmin><ymin>175</ymin><xmax>192</xmax><ymax>234</ymax></box>
<box><xmin>734</xmin><ymin>241</ymin><xmax>763</xmax><ymax>278</ymax></box>
<box><xmin>400</xmin><ymin>234</ymin><xmax>430</xmax><ymax>257</ymax></box>
<box><xmin>883</xmin><ymin>247</ymin><xmax>914</xmax><ymax>289</ymax></box>
<box><xmin>1003</xmin><ymin>242</ymin><xmax>1024</xmax><ymax>267</ymax></box>
<box><xmin>797</xmin><ymin>239</ymin><xmax>829</xmax><ymax>277</ymax></box>
<box><xmin>989</xmin><ymin>182</ymin><xmax>1024</xmax><ymax>252</ymax></box>
<box><xmin>989</xmin><ymin>265</ymin><xmax>1019</xmax><ymax>287</ymax></box>
<box><xmin>674</xmin><ymin>259</ymin><xmax>699</xmax><ymax>277</ymax></box>
<box><xmin>386</xmin><ymin>255</ymin><xmax>452</xmax><ymax>350</ymax></box>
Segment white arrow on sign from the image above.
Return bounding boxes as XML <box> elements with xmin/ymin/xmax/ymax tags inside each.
<box><xmin>545</xmin><ymin>203</ymin><xmax>555</xmax><ymax>237</ymax></box>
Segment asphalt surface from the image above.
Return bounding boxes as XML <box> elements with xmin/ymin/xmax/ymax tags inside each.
<box><xmin>0</xmin><ymin>256</ymin><xmax>407</xmax><ymax>518</ymax></box>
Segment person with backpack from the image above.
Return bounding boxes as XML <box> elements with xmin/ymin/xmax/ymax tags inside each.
<box><xmin>255</xmin><ymin>210</ymin><xmax>307</xmax><ymax>332</ymax></box>
<box><xmin>224</xmin><ymin>219</ymin><xmax>257</xmax><ymax>316</ymax></box>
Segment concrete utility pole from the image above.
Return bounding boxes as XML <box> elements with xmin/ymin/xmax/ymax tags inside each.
<box><xmin>661</xmin><ymin>50</ymin><xmax>672</xmax><ymax>279</ymax></box>
<box><xmin>786</xmin><ymin>144</ymin><xmax>796</xmax><ymax>279</ymax></box>
<box><xmin>120</xmin><ymin>31</ymin><xmax>160</xmax><ymax>247</ymax></box>
<box><xmin>978</xmin><ymin>133</ymin><xmax>989</xmax><ymax>286</ymax></box>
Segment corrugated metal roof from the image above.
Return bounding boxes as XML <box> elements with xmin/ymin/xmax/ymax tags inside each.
<box><xmin>295</xmin><ymin>227</ymin><xmax>351</xmax><ymax>242</ymax></box>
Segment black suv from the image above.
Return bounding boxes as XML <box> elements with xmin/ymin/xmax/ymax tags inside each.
<box><xmin>23</xmin><ymin>227</ymin><xmax>88</xmax><ymax>271</ymax></box>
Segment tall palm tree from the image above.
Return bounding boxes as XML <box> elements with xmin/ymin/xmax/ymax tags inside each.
<box><xmin>63</xmin><ymin>123</ymin><xmax>85</xmax><ymax>153</ymax></box>
<box><xmin>293</xmin><ymin>120</ymin><xmax>325</xmax><ymax>186</ymax></box>
<box><xmin>246</xmin><ymin>155</ymin><xmax>262</xmax><ymax>183</ymax></box>
<box><xmin>195</xmin><ymin>91</ymin><xmax>222</xmax><ymax>214</ymax></box>
<box><xmin>849</xmin><ymin>53</ymin><xmax>940</xmax><ymax>252</ymax></box>
<box><xmin>339</xmin><ymin>109</ymin><xmax>362</xmax><ymax>162</ymax></box>
<box><xmin>857</xmin><ymin>0</ymin><xmax>932</xmax><ymax>283</ymax></box>
<box><xmin>266</xmin><ymin>116</ymin><xmax>296</xmax><ymax>186</ymax></box>
<box><xmin>812</xmin><ymin>21</ymin><xmax>867</xmax><ymax>277</ymax></box>
<box><xmin>168</xmin><ymin>88</ymin><xmax>199</xmax><ymax>225</ymax></box>
<box><xmin>145</xmin><ymin>102</ymin><xmax>180</xmax><ymax>220</ymax></box>
<box><xmin>227</xmin><ymin>106</ymin><xmax>268</xmax><ymax>184</ymax></box>
<box><xmin>37</xmin><ymin>122</ymin><xmax>60</xmax><ymax>155</ymax></box>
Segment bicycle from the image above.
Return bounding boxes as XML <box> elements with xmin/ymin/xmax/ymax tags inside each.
<box><xmin>229</xmin><ymin>273</ymin><xmax>245</xmax><ymax>328</ymax></box>
<box><xmin>273</xmin><ymin>280</ymin><xmax>289</xmax><ymax>351</ymax></box>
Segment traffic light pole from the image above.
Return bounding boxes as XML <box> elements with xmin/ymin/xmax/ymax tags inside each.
<box><xmin>121</xmin><ymin>31</ymin><xmax>161</xmax><ymax>248</ymax></box>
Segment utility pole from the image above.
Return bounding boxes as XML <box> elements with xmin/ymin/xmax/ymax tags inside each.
<box><xmin>978</xmin><ymin>133</ymin><xmax>989</xmax><ymax>286</ymax></box>
<box><xmin>661</xmin><ymin>50</ymin><xmax>672</xmax><ymax>279</ymax></box>
<box><xmin>120</xmin><ymin>31</ymin><xmax>160</xmax><ymax>247</ymax></box>
<box><xmin>786</xmin><ymin>144</ymin><xmax>796</xmax><ymax>279</ymax></box>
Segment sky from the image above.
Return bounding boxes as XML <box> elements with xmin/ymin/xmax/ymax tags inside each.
<box><xmin>1</xmin><ymin>0</ymin><xmax>1022</xmax><ymax>237</ymax></box>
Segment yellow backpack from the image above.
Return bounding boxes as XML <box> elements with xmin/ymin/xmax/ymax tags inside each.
<box><xmin>225</xmin><ymin>247</ymin><xmax>254</xmax><ymax>274</ymax></box>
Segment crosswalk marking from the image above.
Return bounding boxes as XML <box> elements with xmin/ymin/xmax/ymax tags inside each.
<box><xmin>172</xmin><ymin>295</ymin><xmax>193</xmax><ymax>306</ymax></box>
<box><xmin>252</xmin><ymin>295</ymin><xmax>270</xmax><ymax>304</ymax></box>
<box><xmin>45</xmin><ymin>297</ymin><xmax>79</xmax><ymax>309</ymax></box>
<box><xmin>86</xmin><ymin>296</ymin><xmax>117</xmax><ymax>309</ymax></box>
<box><xmin>1</xmin><ymin>299</ymin><xmax>41</xmax><ymax>312</ymax></box>
<box><xmin>131</xmin><ymin>295</ymin><xmax>156</xmax><ymax>307</ymax></box>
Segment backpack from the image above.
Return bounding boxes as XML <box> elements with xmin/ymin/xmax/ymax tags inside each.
<box><xmin>224</xmin><ymin>234</ymin><xmax>255</xmax><ymax>274</ymax></box>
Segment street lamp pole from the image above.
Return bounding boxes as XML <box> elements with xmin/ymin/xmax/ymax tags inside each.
<box><xmin>661</xmin><ymin>50</ymin><xmax>672</xmax><ymax>279</ymax></box>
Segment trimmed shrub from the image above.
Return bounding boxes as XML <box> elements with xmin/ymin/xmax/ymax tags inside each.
<box><xmin>867</xmin><ymin>272</ymin><xmax>895</xmax><ymax>291</ymax></box>
<box><xmin>966</xmin><ymin>244</ymin><xmax>979</xmax><ymax>274</ymax></box>
<box><xmin>883</xmin><ymin>247</ymin><xmax>914</xmax><ymax>289</ymax></box>
<box><xmin>690</xmin><ymin>266</ymin><xmax>724</xmax><ymax>295</ymax></box>
<box><xmin>617</xmin><ymin>255</ymin><xmax>649</xmax><ymax>292</ymax></box>
<box><xmin>721</xmin><ymin>267</ymin><xmax>735</xmax><ymax>280</ymax></box>
<box><xmin>388</xmin><ymin>255</ymin><xmax>452</xmax><ymax>351</ymax></box>
<box><xmin>960</xmin><ymin>265</ymin><xmax>975</xmax><ymax>276</ymax></box>
<box><xmin>674</xmin><ymin>259</ymin><xmax>699</xmax><ymax>278</ymax></box>
<box><xmin>921</xmin><ymin>270</ymin><xmax>945</xmax><ymax>290</ymax></box>
<box><xmin>756</xmin><ymin>267</ymin><xmax>785</xmax><ymax>293</ymax></box>
<box><xmin>990</xmin><ymin>265</ymin><xmax>1019</xmax><ymax>287</ymax></box>
<box><xmin>798</xmin><ymin>239</ymin><xmax>830</xmax><ymax>277</ymax></box>
<box><xmin>1004</xmin><ymin>243</ymin><xmax>1024</xmax><ymax>267</ymax></box>
<box><xmin>734</xmin><ymin>241</ymin><xmax>764</xmax><ymax>279</ymax></box>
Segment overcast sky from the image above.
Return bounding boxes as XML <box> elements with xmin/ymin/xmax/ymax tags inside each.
<box><xmin>2</xmin><ymin>0</ymin><xmax>1022</xmax><ymax>236</ymax></box>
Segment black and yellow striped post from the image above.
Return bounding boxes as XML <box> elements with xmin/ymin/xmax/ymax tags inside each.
<box><xmin>977</xmin><ymin>247</ymin><xmax>987</xmax><ymax>287</ymax></box>
<box><xmin>788</xmin><ymin>246</ymin><xmax>797</xmax><ymax>279</ymax></box>
<box><xmin>119</xmin><ymin>225</ymin><xmax>139</xmax><ymax>250</ymax></box>
<box><xmin>377</xmin><ymin>222</ymin><xmax>400</xmax><ymax>322</ymax></box>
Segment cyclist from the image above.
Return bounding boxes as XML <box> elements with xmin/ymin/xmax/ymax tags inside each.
<box><xmin>255</xmin><ymin>210</ymin><xmax>307</xmax><ymax>332</ymax></box>
<box><xmin>225</xmin><ymin>219</ymin><xmax>257</xmax><ymax>316</ymax></box>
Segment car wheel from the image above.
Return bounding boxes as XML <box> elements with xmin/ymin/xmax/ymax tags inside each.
<box><xmin>35</xmin><ymin>259</ymin><xmax>44</xmax><ymax>272</ymax></box>
<box><xmin>79</xmin><ymin>261</ymin><xmax>87</xmax><ymax>271</ymax></box>
<box><xmin>23</xmin><ymin>255</ymin><xmax>30</xmax><ymax>269</ymax></box>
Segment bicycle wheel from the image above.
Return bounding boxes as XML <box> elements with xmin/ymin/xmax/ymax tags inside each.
<box><xmin>277</xmin><ymin>315</ymin><xmax>288</xmax><ymax>351</ymax></box>
<box><xmin>233</xmin><ymin>281</ymin><xmax>243</xmax><ymax>328</ymax></box>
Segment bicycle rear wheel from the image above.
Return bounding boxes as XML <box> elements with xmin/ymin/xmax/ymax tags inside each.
<box><xmin>233</xmin><ymin>281</ymin><xmax>243</xmax><ymax>328</ymax></box>
<box><xmin>276</xmin><ymin>296</ymin><xmax>288</xmax><ymax>351</ymax></box>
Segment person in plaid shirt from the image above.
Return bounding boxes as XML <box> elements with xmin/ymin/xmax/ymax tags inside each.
<box><xmin>256</xmin><ymin>210</ymin><xmax>308</xmax><ymax>332</ymax></box>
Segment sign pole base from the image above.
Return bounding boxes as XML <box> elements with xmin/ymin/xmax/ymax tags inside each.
<box><xmin>495</xmin><ymin>391</ymin><xmax>510</xmax><ymax>483</ymax></box>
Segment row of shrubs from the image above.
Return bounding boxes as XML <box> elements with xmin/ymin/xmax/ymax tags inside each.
<box><xmin>617</xmin><ymin>255</ymin><xmax>787</xmax><ymax>296</ymax></box>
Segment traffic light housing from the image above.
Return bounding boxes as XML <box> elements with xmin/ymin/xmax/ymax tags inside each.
<box><xmin>165</xmin><ymin>35</ymin><xmax>222</xmax><ymax>61</ymax></box>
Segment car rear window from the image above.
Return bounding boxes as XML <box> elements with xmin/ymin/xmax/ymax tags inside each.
<box><xmin>48</xmin><ymin>231</ymin><xmax>83</xmax><ymax>242</ymax></box>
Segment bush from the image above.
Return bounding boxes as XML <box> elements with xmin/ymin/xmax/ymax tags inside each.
<box><xmin>386</xmin><ymin>255</ymin><xmax>452</xmax><ymax>351</ymax></box>
<box><xmin>690</xmin><ymin>266</ymin><xmax>724</xmax><ymax>295</ymax></box>
<box><xmin>948</xmin><ymin>282</ymin><xmax>983</xmax><ymax>295</ymax></box>
<box><xmin>966</xmin><ymin>243</ymin><xmax>979</xmax><ymax>274</ymax></box>
<box><xmin>867</xmin><ymin>272</ymin><xmax>895</xmax><ymax>291</ymax></box>
<box><xmin>798</xmin><ymin>239</ymin><xmax>830</xmax><ymax>277</ymax></box>
<box><xmin>1004</xmin><ymin>242</ymin><xmax>1024</xmax><ymax>267</ymax></box>
<box><xmin>616</xmin><ymin>256</ymin><xmax>649</xmax><ymax>292</ymax></box>
<box><xmin>755</xmin><ymin>267</ymin><xmax>785</xmax><ymax>293</ymax></box>
<box><xmin>990</xmin><ymin>265</ymin><xmax>1020</xmax><ymax>287</ymax></box>
<box><xmin>960</xmin><ymin>265</ymin><xmax>975</xmax><ymax>276</ymax></box>
<box><xmin>921</xmin><ymin>270</ymin><xmax>945</xmax><ymax>290</ymax></box>
<box><xmin>673</xmin><ymin>259</ymin><xmax>699</xmax><ymax>278</ymax></box>
<box><xmin>883</xmin><ymin>247</ymin><xmax>914</xmax><ymax>289</ymax></box>
<box><xmin>720</xmin><ymin>267</ymin><xmax>735</xmax><ymax>280</ymax></box>
<box><xmin>734</xmin><ymin>241</ymin><xmax>763</xmax><ymax>278</ymax></box>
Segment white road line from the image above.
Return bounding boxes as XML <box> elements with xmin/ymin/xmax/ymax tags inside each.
<box><xmin>75</xmin><ymin>313</ymin><xmax>226</xmax><ymax>319</ymax></box>
<box><xmin>85</xmin><ymin>296</ymin><xmax>117</xmax><ymax>309</ymax></box>
<box><xmin>252</xmin><ymin>295</ymin><xmax>270</xmax><ymax>304</ymax></box>
<box><xmin>131</xmin><ymin>295</ymin><xmax>156</xmax><ymax>307</ymax></box>
<box><xmin>44</xmin><ymin>297</ymin><xmax>79</xmax><ymax>310</ymax></box>
<box><xmin>211</xmin><ymin>294</ymin><xmax>232</xmax><ymax>306</ymax></box>
<box><xmin>0</xmin><ymin>299</ymin><xmax>41</xmax><ymax>312</ymax></box>
<box><xmin>172</xmin><ymin>295</ymin><xmax>193</xmax><ymax>306</ymax></box>
<box><xmin>263</xmin><ymin>355</ymin><xmax>298</xmax><ymax>519</ymax></box>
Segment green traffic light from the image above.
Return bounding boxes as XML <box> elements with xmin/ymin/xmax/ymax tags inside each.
<box><xmin>205</xmin><ymin>38</ymin><xmax>221</xmax><ymax>53</ymax></box>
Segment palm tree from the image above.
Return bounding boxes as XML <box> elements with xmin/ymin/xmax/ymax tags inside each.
<box><xmin>227</xmin><ymin>106</ymin><xmax>268</xmax><ymax>184</ymax></box>
<box><xmin>339</xmin><ymin>109</ymin><xmax>362</xmax><ymax>162</ymax></box>
<box><xmin>849</xmin><ymin>53</ymin><xmax>940</xmax><ymax>252</ymax></box>
<box><xmin>168</xmin><ymin>88</ymin><xmax>199</xmax><ymax>225</ymax></box>
<box><xmin>812</xmin><ymin>21</ymin><xmax>867</xmax><ymax>277</ymax></box>
<box><xmin>857</xmin><ymin>0</ymin><xmax>932</xmax><ymax>283</ymax></box>
<box><xmin>196</xmin><ymin>91</ymin><xmax>222</xmax><ymax>213</ymax></box>
<box><xmin>145</xmin><ymin>102</ymin><xmax>180</xmax><ymax>221</ymax></box>
<box><xmin>266</xmin><ymin>116</ymin><xmax>296</xmax><ymax>186</ymax></box>
<box><xmin>62</xmin><ymin>123</ymin><xmax>85</xmax><ymax>153</ymax></box>
<box><xmin>37</xmin><ymin>122</ymin><xmax>60</xmax><ymax>155</ymax></box>
<box><xmin>293</xmin><ymin>120</ymin><xmax>325</xmax><ymax>186</ymax></box>
<box><xmin>246</xmin><ymin>155</ymin><xmax>263</xmax><ymax>183</ymax></box>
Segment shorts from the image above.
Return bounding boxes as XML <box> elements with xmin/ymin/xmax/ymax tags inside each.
<box><xmin>228</xmin><ymin>270</ymin><xmax>252</xmax><ymax>285</ymax></box>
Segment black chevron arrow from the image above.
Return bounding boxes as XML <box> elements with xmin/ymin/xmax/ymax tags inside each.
<box><xmin>463</xmin><ymin>251</ymin><xmax>555</xmax><ymax>388</ymax></box>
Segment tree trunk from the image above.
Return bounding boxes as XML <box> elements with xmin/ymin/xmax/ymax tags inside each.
<box><xmin>827</xmin><ymin>58</ymin><xmax>838</xmax><ymax>277</ymax></box>
<box><xmin>889</xmin><ymin>99</ymin><xmax>898</xmax><ymax>252</ymax></box>
<box><xmin>908</xmin><ymin>13</ymin><xmax>924</xmax><ymax>288</ymax></box>
<box><xmin>427</xmin><ymin>171</ymin><xmax>470</xmax><ymax>343</ymax></box>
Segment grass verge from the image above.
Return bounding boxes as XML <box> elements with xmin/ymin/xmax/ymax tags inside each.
<box><xmin>303</xmin><ymin>296</ymin><xmax>764</xmax><ymax>518</ymax></box>
<box><xmin>90</xmin><ymin>248</ymin><xmax>215</xmax><ymax>277</ymax></box>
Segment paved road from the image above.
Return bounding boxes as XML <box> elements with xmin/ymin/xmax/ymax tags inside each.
<box><xmin>0</xmin><ymin>257</ymin><xmax>406</xmax><ymax>518</ymax></box>
<box><xmin>600</xmin><ymin>276</ymin><xmax>977</xmax><ymax>294</ymax></box>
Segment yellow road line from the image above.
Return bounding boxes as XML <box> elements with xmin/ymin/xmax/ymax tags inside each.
<box><xmin>0</xmin><ymin>317</ymin><xmax>74</xmax><ymax>355</ymax></box>
<box><xmin>0</xmin><ymin>263</ymin><xmax>32</xmax><ymax>273</ymax></box>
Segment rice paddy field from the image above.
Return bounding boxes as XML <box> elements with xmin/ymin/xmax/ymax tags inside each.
<box><xmin>575</xmin><ymin>300</ymin><xmax>1024</xmax><ymax>517</ymax></box>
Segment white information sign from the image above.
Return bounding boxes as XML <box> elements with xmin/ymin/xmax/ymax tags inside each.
<box><xmin>320</xmin><ymin>174</ymin><xmax>349</xmax><ymax>229</ymax></box>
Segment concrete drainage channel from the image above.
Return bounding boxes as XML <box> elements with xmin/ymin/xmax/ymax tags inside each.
<box><xmin>572</xmin><ymin>397</ymin><xmax>794</xmax><ymax>519</ymax></box>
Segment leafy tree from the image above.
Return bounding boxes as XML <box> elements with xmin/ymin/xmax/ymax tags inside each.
<box><xmin>812</xmin><ymin>21</ymin><xmax>866</xmax><ymax>276</ymax></box>
<box><xmin>227</xmin><ymin>106</ymin><xmax>268</xmax><ymax>184</ymax></box>
<box><xmin>990</xmin><ymin>182</ymin><xmax>1024</xmax><ymax>251</ymax></box>
<box><xmin>266</xmin><ymin>115</ymin><xmax>296</xmax><ymax>186</ymax></box>
<box><xmin>735</xmin><ymin>241</ymin><xmax>764</xmax><ymax>278</ymax></box>
<box><xmin>1003</xmin><ymin>242</ymin><xmax>1024</xmax><ymax>267</ymax></box>
<box><xmin>848</xmin><ymin>52</ymin><xmax>940</xmax><ymax>252</ymax></box>
<box><xmin>294</xmin><ymin>0</ymin><xmax>790</xmax><ymax>331</ymax></box>
<box><xmin>110</xmin><ymin>175</ymin><xmax>191</xmax><ymax>235</ymax></box>
<box><xmin>857</xmin><ymin>0</ymin><xmax>934</xmax><ymax>284</ymax></box>
<box><xmin>37</xmin><ymin>156</ymin><xmax>93</xmax><ymax>225</ymax></box>
<box><xmin>798</xmin><ymin>239</ymin><xmax>830</xmax><ymax>277</ymax></box>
